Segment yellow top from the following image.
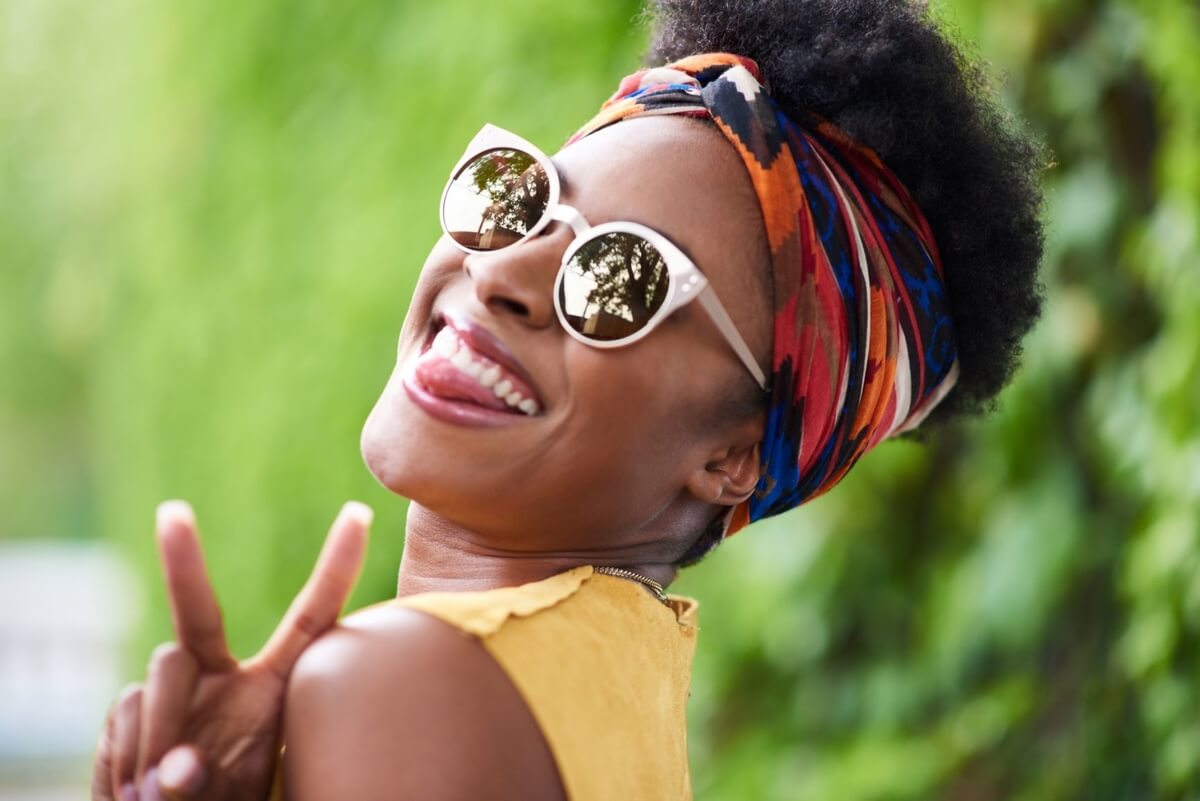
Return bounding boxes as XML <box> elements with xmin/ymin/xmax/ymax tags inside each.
<box><xmin>269</xmin><ymin>564</ymin><xmax>700</xmax><ymax>801</ymax></box>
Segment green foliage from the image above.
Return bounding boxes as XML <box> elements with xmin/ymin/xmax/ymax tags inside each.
<box><xmin>3</xmin><ymin>0</ymin><xmax>1198</xmax><ymax>797</ymax></box>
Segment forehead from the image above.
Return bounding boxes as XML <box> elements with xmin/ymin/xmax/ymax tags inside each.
<box><xmin>549</xmin><ymin>116</ymin><xmax>766</xmax><ymax>285</ymax></box>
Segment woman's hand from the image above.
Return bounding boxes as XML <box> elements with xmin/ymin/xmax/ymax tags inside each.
<box><xmin>91</xmin><ymin>499</ymin><xmax>372</xmax><ymax>801</ymax></box>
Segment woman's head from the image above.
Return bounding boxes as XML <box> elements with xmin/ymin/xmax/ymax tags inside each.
<box><xmin>362</xmin><ymin>113</ymin><xmax>773</xmax><ymax>565</ymax></box>
<box><xmin>362</xmin><ymin>0</ymin><xmax>1047</xmax><ymax>568</ymax></box>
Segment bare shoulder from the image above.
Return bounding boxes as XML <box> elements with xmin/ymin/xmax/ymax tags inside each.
<box><xmin>281</xmin><ymin>603</ymin><xmax>566</xmax><ymax>801</ymax></box>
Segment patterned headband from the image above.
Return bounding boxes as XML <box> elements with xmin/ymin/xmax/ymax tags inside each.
<box><xmin>565</xmin><ymin>52</ymin><xmax>960</xmax><ymax>540</ymax></box>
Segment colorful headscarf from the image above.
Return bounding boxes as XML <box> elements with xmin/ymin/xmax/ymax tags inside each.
<box><xmin>565</xmin><ymin>53</ymin><xmax>960</xmax><ymax>539</ymax></box>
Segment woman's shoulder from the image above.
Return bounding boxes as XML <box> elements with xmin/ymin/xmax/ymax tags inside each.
<box><xmin>280</xmin><ymin>600</ymin><xmax>566</xmax><ymax>801</ymax></box>
<box><xmin>284</xmin><ymin>562</ymin><xmax>596</xmax><ymax>707</ymax></box>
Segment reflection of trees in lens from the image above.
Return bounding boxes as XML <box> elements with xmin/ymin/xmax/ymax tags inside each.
<box><xmin>567</xmin><ymin>233</ymin><xmax>668</xmax><ymax>338</ymax></box>
<box><xmin>463</xmin><ymin>149</ymin><xmax>549</xmax><ymax>239</ymax></box>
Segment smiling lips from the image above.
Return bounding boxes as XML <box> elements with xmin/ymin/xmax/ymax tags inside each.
<box><xmin>413</xmin><ymin>325</ymin><xmax>544</xmax><ymax>415</ymax></box>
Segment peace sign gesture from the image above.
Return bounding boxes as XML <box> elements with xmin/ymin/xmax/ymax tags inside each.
<box><xmin>92</xmin><ymin>500</ymin><xmax>372</xmax><ymax>801</ymax></box>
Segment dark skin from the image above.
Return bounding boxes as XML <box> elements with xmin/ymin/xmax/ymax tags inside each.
<box><xmin>362</xmin><ymin>115</ymin><xmax>771</xmax><ymax>594</ymax></box>
<box><xmin>92</xmin><ymin>114</ymin><xmax>772</xmax><ymax>800</ymax></box>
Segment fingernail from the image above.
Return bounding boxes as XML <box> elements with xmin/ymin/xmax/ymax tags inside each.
<box><xmin>156</xmin><ymin>499</ymin><xmax>195</xmax><ymax>529</ymax></box>
<box><xmin>119</xmin><ymin>780</ymin><xmax>139</xmax><ymax>801</ymax></box>
<box><xmin>160</xmin><ymin>746</ymin><xmax>205</xmax><ymax>794</ymax></box>
<box><xmin>140</xmin><ymin>767</ymin><xmax>163</xmax><ymax>801</ymax></box>
<box><xmin>341</xmin><ymin>500</ymin><xmax>374</xmax><ymax>527</ymax></box>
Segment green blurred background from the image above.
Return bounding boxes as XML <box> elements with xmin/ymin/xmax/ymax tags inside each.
<box><xmin>3</xmin><ymin>0</ymin><xmax>1199</xmax><ymax>797</ymax></box>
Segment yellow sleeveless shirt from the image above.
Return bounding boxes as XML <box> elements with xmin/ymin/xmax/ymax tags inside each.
<box><xmin>269</xmin><ymin>564</ymin><xmax>700</xmax><ymax>801</ymax></box>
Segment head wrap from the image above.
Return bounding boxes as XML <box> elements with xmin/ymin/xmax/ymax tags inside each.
<box><xmin>565</xmin><ymin>53</ymin><xmax>960</xmax><ymax>539</ymax></box>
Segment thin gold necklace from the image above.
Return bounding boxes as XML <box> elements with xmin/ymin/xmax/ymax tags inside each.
<box><xmin>593</xmin><ymin>565</ymin><xmax>671</xmax><ymax>606</ymax></box>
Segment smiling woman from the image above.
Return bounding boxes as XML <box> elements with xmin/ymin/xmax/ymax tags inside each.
<box><xmin>91</xmin><ymin>0</ymin><xmax>1046</xmax><ymax>798</ymax></box>
<box><xmin>362</xmin><ymin>113</ymin><xmax>772</xmax><ymax>563</ymax></box>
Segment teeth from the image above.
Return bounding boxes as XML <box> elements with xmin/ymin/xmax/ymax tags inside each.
<box><xmin>433</xmin><ymin>327</ymin><xmax>458</xmax><ymax>357</ymax></box>
<box><xmin>478</xmin><ymin>365</ymin><xmax>501</xmax><ymax>387</ymax></box>
<box><xmin>432</xmin><ymin>327</ymin><xmax>541</xmax><ymax>415</ymax></box>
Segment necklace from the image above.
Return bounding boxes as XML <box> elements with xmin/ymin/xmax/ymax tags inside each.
<box><xmin>593</xmin><ymin>565</ymin><xmax>671</xmax><ymax>606</ymax></box>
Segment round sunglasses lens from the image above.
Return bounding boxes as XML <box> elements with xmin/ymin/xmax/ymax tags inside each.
<box><xmin>557</xmin><ymin>232</ymin><xmax>670</xmax><ymax>341</ymax></box>
<box><xmin>442</xmin><ymin>148</ymin><xmax>550</xmax><ymax>251</ymax></box>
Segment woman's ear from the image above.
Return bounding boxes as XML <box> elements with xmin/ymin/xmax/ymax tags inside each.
<box><xmin>685</xmin><ymin>429</ymin><xmax>762</xmax><ymax>507</ymax></box>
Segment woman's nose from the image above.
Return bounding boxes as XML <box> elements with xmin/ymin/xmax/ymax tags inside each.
<box><xmin>461</xmin><ymin>226</ymin><xmax>571</xmax><ymax>328</ymax></box>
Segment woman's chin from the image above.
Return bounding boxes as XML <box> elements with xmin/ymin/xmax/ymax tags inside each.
<box><xmin>360</xmin><ymin>390</ymin><xmax>409</xmax><ymax>493</ymax></box>
<box><xmin>361</xmin><ymin>398</ymin><xmax>418</xmax><ymax>496</ymax></box>
<box><xmin>359</xmin><ymin>393</ymin><xmax>488</xmax><ymax>508</ymax></box>
<box><xmin>359</xmin><ymin>364</ymin><xmax>546</xmax><ymax>494</ymax></box>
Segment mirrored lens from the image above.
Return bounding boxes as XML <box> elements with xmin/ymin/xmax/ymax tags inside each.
<box><xmin>557</xmin><ymin>232</ymin><xmax>671</xmax><ymax>341</ymax></box>
<box><xmin>442</xmin><ymin>148</ymin><xmax>550</xmax><ymax>251</ymax></box>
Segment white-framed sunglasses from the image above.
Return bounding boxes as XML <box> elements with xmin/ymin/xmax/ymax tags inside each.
<box><xmin>439</xmin><ymin>123</ymin><xmax>769</xmax><ymax>392</ymax></box>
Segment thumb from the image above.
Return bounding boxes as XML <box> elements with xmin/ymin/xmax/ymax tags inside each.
<box><xmin>153</xmin><ymin>745</ymin><xmax>208</xmax><ymax>800</ymax></box>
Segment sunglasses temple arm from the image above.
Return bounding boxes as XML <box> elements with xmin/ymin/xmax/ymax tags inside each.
<box><xmin>696</xmin><ymin>286</ymin><xmax>770</xmax><ymax>391</ymax></box>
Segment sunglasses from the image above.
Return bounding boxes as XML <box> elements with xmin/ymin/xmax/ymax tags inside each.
<box><xmin>439</xmin><ymin>124</ymin><xmax>769</xmax><ymax>392</ymax></box>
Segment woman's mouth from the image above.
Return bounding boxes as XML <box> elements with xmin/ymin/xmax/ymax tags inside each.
<box><xmin>400</xmin><ymin>314</ymin><xmax>546</xmax><ymax>427</ymax></box>
<box><xmin>418</xmin><ymin>325</ymin><xmax>542</xmax><ymax>414</ymax></box>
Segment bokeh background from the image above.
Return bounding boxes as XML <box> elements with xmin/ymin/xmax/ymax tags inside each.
<box><xmin>2</xmin><ymin>0</ymin><xmax>1198</xmax><ymax>798</ymax></box>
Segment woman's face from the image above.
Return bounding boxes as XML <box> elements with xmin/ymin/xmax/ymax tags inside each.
<box><xmin>361</xmin><ymin>115</ymin><xmax>770</xmax><ymax>555</ymax></box>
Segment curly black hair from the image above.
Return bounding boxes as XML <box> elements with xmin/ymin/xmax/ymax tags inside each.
<box><xmin>656</xmin><ymin>0</ymin><xmax>1050</xmax><ymax>567</ymax></box>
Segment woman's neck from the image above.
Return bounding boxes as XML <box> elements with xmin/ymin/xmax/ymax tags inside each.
<box><xmin>395</xmin><ymin>503</ymin><xmax>679</xmax><ymax>598</ymax></box>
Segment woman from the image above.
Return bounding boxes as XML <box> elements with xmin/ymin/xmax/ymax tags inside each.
<box><xmin>94</xmin><ymin>0</ymin><xmax>1046</xmax><ymax>798</ymax></box>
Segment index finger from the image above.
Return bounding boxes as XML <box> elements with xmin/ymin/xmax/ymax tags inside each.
<box><xmin>254</xmin><ymin>501</ymin><xmax>372</xmax><ymax>679</ymax></box>
<box><xmin>156</xmin><ymin>501</ymin><xmax>236</xmax><ymax>672</ymax></box>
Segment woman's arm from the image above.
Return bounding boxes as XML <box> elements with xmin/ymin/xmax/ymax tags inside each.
<box><xmin>281</xmin><ymin>604</ymin><xmax>567</xmax><ymax>801</ymax></box>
